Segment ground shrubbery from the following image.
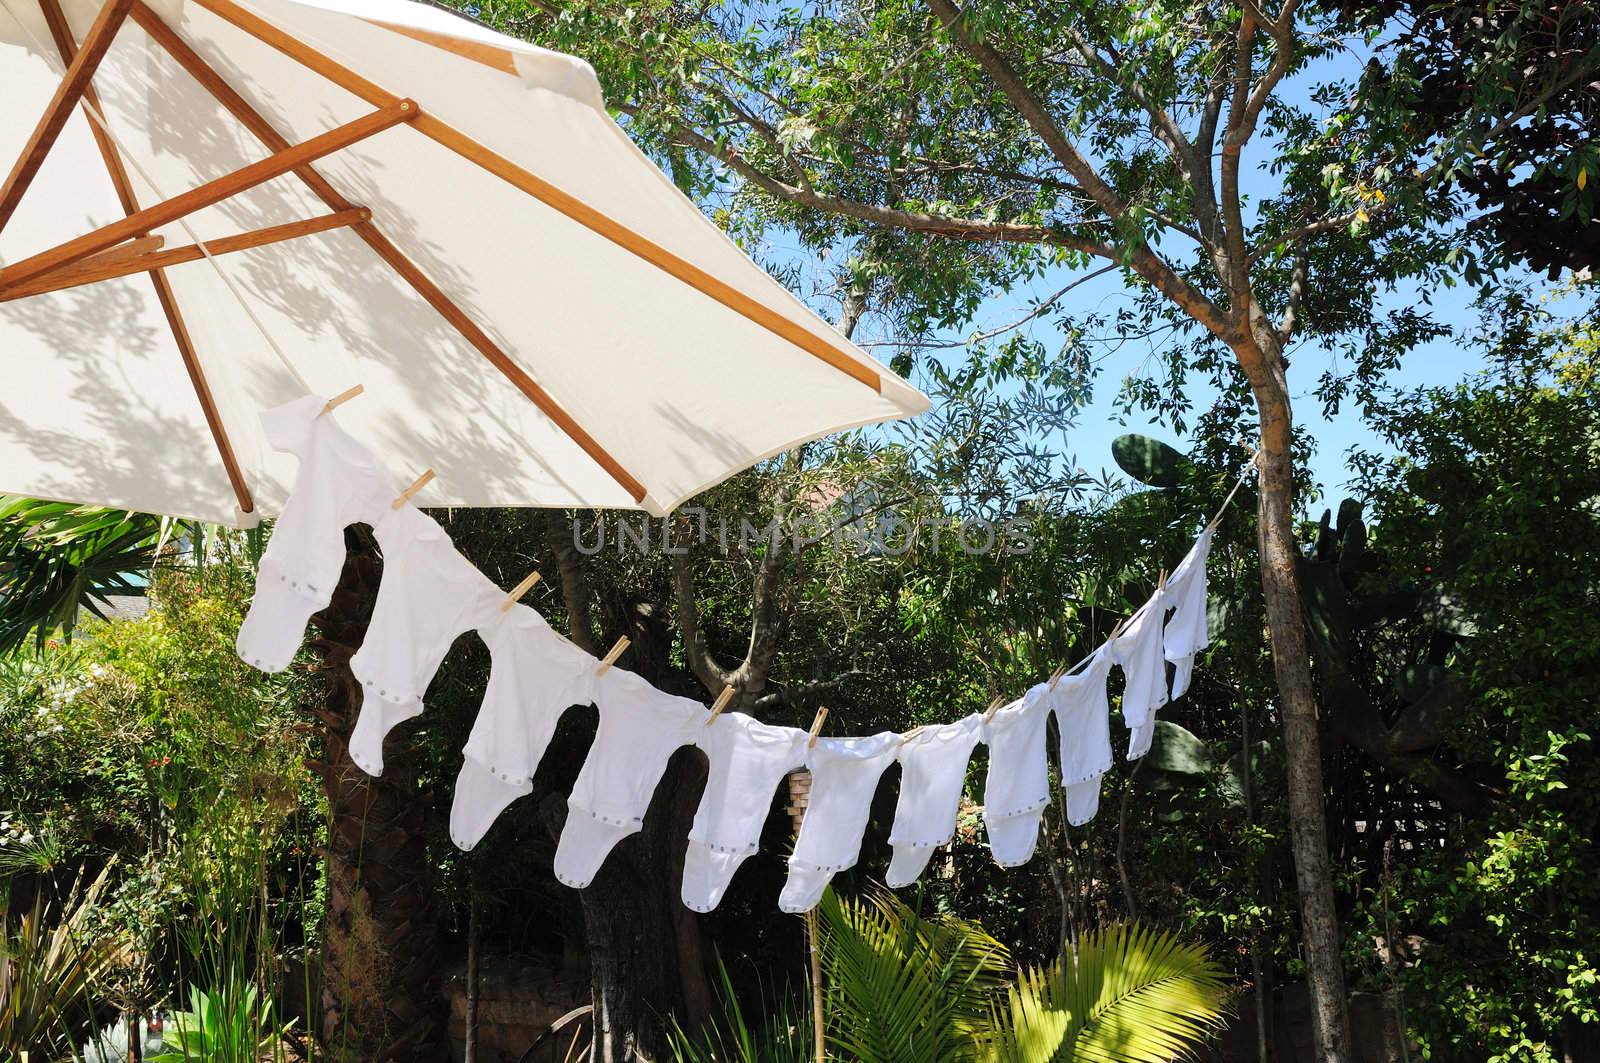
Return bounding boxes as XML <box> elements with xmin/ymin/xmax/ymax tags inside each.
<box><xmin>1</xmin><ymin>323</ymin><xmax>1597</xmax><ymax>1060</ymax></box>
<box><xmin>0</xmin><ymin>561</ymin><xmax>321</xmax><ymax>1059</ymax></box>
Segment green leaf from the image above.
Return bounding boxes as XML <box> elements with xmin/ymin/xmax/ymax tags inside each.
<box><xmin>1145</xmin><ymin>721</ymin><xmax>1217</xmax><ymax>776</ymax></box>
<box><xmin>817</xmin><ymin>886</ymin><xmax>1011</xmax><ymax>1062</ymax></box>
<box><xmin>1110</xmin><ymin>435</ymin><xmax>1190</xmax><ymax>490</ymax></box>
<box><xmin>978</xmin><ymin>922</ymin><xmax>1229</xmax><ymax>1061</ymax></box>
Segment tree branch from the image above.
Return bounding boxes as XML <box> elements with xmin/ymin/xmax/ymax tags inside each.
<box><xmin>751</xmin><ymin>670</ymin><xmax>868</xmax><ymax>712</ymax></box>
<box><xmin>926</xmin><ymin>0</ymin><xmax>1234</xmax><ymax>339</ymax></box>
<box><xmin>619</xmin><ymin>104</ymin><xmax>1116</xmax><ymax>255</ymax></box>
<box><xmin>1279</xmin><ymin>238</ymin><xmax>1308</xmax><ymax>343</ymax></box>
<box><xmin>543</xmin><ymin>510</ymin><xmax>600</xmax><ymax>654</ymax></box>
<box><xmin>924</xmin><ymin>0</ymin><xmax>1132</xmax><ymax>224</ymax></box>
<box><xmin>669</xmin><ymin>544</ymin><xmax>733</xmax><ymax>693</ymax></box>
<box><xmin>858</xmin><ymin>264</ymin><xmax>1118</xmax><ymax>349</ymax></box>
<box><xmin>1061</xmin><ymin>24</ymin><xmax>1209</xmax><ymax>221</ymax></box>
<box><xmin>1219</xmin><ymin>13</ymin><xmax>1258</xmax><ymax>310</ymax></box>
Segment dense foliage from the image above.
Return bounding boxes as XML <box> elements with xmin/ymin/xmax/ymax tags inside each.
<box><xmin>0</xmin><ymin>559</ymin><xmax>321</xmax><ymax>1058</ymax></box>
<box><xmin>1344</xmin><ymin>298</ymin><xmax>1600</xmax><ymax>1058</ymax></box>
<box><xmin>0</xmin><ymin>0</ymin><xmax>1596</xmax><ymax>1054</ymax></box>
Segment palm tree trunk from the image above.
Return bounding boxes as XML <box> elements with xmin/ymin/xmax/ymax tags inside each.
<box><xmin>306</xmin><ymin>530</ymin><xmax>445</xmax><ymax>1061</ymax></box>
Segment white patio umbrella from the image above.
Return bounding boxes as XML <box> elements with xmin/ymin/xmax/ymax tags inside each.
<box><xmin>0</xmin><ymin>0</ymin><xmax>927</xmax><ymax>526</ymax></box>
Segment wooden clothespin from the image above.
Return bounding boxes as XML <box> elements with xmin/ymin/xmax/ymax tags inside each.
<box><xmin>322</xmin><ymin>384</ymin><xmax>364</xmax><ymax>415</ymax></box>
<box><xmin>807</xmin><ymin>706</ymin><xmax>829</xmax><ymax>748</ymax></box>
<box><xmin>392</xmin><ymin>469</ymin><xmax>435</xmax><ymax>509</ymax></box>
<box><xmin>900</xmin><ymin>725</ymin><xmax>926</xmax><ymax>744</ymax></box>
<box><xmin>500</xmin><ymin>570</ymin><xmax>541</xmax><ymax>612</ymax></box>
<box><xmin>1048</xmin><ymin>664</ymin><xmax>1068</xmax><ymax>691</ymax></box>
<box><xmin>595</xmin><ymin>635</ymin><xmax>631</xmax><ymax>675</ymax></box>
<box><xmin>705</xmin><ymin>685</ymin><xmax>735</xmax><ymax>725</ymax></box>
<box><xmin>983</xmin><ymin>695</ymin><xmax>1007</xmax><ymax>723</ymax></box>
<box><xmin>1158</xmin><ymin>568</ymin><xmax>1168</xmax><ymax>593</ymax></box>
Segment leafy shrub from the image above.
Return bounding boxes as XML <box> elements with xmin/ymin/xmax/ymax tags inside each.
<box><xmin>148</xmin><ymin>983</ymin><xmax>292</xmax><ymax>1063</ymax></box>
<box><xmin>1351</xmin><ymin>304</ymin><xmax>1600</xmax><ymax>1059</ymax></box>
<box><xmin>0</xmin><ymin>865</ymin><xmax>125</xmax><ymax>1057</ymax></box>
<box><xmin>0</xmin><ymin>558</ymin><xmax>323</xmax><ymax>1048</ymax></box>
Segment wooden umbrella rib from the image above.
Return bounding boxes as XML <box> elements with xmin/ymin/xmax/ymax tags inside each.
<box><xmin>0</xmin><ymin>99</ymin><xmax>415</xmax><ymax>290</ymax></box>
<box><xmin>1</xmin><ymin>209</ymin><xmax>369</xmax><ymax>299</ymax></box>
<box><xmin>187</xmin><ymin>0</ymin><xmax>884</xmax><ymax>395</ymax></box>
<box><xmin>350</xmin><ymin>222</ymin><xmax>648</xmax><ymax>503</ymax></box>
<box><xmin>35</xmin><ymin>0</ymin><xmax>255</xmax><ymax>515</ymax></box>
<box><xmin>361</xmin><ymin>19</ymin><xmax>518</xmax><ymax>75</ymax></box>
<box><xmin>68</xmin><ymin>234</ymin><xmax>167</xmax><ymax>272</ymax></box>
<box><xmin>0</xmin><ymin>0</ymin><xmax>136</xmax><ymax>234</ymax></box>
<box><xmin>133</xmin><ymin>0</ymin><xmax>650</xmax><ymax>504</ymax></box>
<box><xmin>128</xmin><ymin>2</ymin><xmax>357</xmax><ymax>211</ymax></box>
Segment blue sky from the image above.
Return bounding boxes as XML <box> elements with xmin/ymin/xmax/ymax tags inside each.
<box><xmin>929</xmin><ymin>261</ymin><xmax>1494</xmax><ymax>506</ymax></box>
<box><xmin>737</xmin><ymin>43</ymin><xmax>1541</xmax><ymax>513</ymax></box>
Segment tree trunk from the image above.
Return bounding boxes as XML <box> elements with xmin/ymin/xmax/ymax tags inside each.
<box><xmin>465</xmin><ymin>899</ymin><xmax>479</xmax><ymax>1063</ymax></box>
<box><xmin>1244</xmin><ymin>369</ymin><xmax>1354</xmax><ymax>1062</ymax></box>
<box><xmin>543</xmin><ymin>751</ymin><xmax>703</xmax><ymax>1063</ymax></box>
<box><xmin>307</xmin><ymin>531</ymin><xmax>445</xmax><ymax>1062</ymax></box>
<box><xmin>544</xmin><ymin>520</ymin><xmax>714</xmax><ymax>1056</ymax></box>
<box><xmin>1238</xmin><ymin>678</ymin><xmax>1275</xmax><ymax>1063</ymax></box>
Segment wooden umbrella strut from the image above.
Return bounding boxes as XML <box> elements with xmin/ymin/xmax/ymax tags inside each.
<box><xmin>124</xmin><ymin>0</ymin><xmax>652</xmax><ymax>504</ymax></box>
<box><xmin>11</xmin><ymin>0</ymin><xmax>257</xmax><ymax>514</ymax></box>
<box><xmin>0</xmin><ymin>0</ymin><xmax>893</xmax><ymax>512</ymax></box>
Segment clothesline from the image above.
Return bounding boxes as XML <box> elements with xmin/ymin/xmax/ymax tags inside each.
<box><xmin>236</xmin><ymin>393</ymin><xmax>1253</xmax><ymax>913</ymax></box>
<box><xmin>1054</xmin><ymin>446</ymin><xmax>1257</xmax><ymax>685</ymax></box>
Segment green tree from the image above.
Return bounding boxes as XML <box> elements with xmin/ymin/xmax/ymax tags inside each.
<box><xmin>442</xmin><ymin>0</ymin><xmax>1597</xmax><ymax>1051</ymax></box>
<box><xmin>1349</xmin><ymin>289</ymin><xmax>1600</xmax><ymax>1059</ymax></box>
<box><xmin>1331</xmin><ymin>0</ymin><xmax>1598</xmax><ymax>277</ymax></box>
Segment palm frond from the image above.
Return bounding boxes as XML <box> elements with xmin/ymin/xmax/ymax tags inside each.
<box><xmin>0</xmin><ymin>496</ymin><xmax>184</xmax><ymax>654</ymax></box>
<box><xmin>817</xmin><ymin>886</ymin><xmax>1011</xmax><ymax>1063</ymax></box>
<box><xmin>980</xmin><ymin>923</ymin><xmax>1228</xmax><ymax>1063</ymax></box>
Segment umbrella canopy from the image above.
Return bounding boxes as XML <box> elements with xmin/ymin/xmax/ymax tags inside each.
<box><xmin>0</xmin><ymin>0</ymin><xmax>927</xmax><ymax>526</ymax></box>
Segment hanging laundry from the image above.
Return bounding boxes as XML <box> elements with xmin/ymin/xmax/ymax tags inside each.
<box><xmin>450</xmin><ymin>605</ymin><xmax>600</xmax><ymax>850</ymax></box>
<box><xmin>1163</xmin><ymin>526</ymin><xmax>1214</xmax><ymax>702</ymax></box>
<box><xmin>982</xmin><ymin>688</ymin><xmax>1052</xmax><ymax>868</ymax></box>
<box><xmin>1048</xmin><ymin>648</ymin><xmax>1116</xmax><ymax>825</ymax></box>
<box><xmin>682</xmin><ymin>713</ymin><xmax>810</xmax><ymax>912</ymax></box>
<box><xmin>885</xmin><ymin>714</ymin><xmax>984</xmax><ymax>887</ymax></box>
<box><xmin>346</xmin><ymin>504</ymin><xmax>500</xmax><ymax>777</ymax></box>
<box><xmin>236</xmin><ymin>395</ymin><xmax>390</xmax><ymax>673</ymax></box>
<box><xmin>779</xmin><ymin>733</ymin><xmax>901</xmax><ymax>913</ymax></box>
<box><xmin>239</xmin><ymin>394</ymin><xmax>1250</xmax><ymax>915</ymax></box>
<box><xmin>553</xmin><ymin>669</ymin><xmax>707</xmax><ymax>889</ymax></box>
<box><xmin>1112</xmin><ymin>590</ymin><xmax>1170</xmax><ymax>761</ymax></box>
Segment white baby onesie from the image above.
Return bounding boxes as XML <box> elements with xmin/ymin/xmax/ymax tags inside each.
<box><xmin>779</xmin><ymin>733</ymin><xmax>901</xmax><ymax>914</ymax></box>
<box><xmin>1049</xmin><ymin>648</ymin><xmax>1115</xmax><ymax>825</ymax></box>
<box><xmin>1163</xmin><ymin>527</ymin><xmax>1214</xmax><ymax>702</ymax></box>
<box><xmin>553</xmin><ymin>669</ymin><xmax>707</xmax><ymax>889</ymax></box>
<box><xmin>682</xmin><ymin>713</ymin><xmax>809</xmax><ymax>912</ymax></box>
<box><xmin>885</xmin><ymin>715</ymin><xmax>984</xmax><ymax>887</ymax></box>
<box><xmin>450</xmin><ymin>605</ymin><xmax>600</xmax><ymax>850</ymax></box>
<box><xmin>347</xmin><ymin>504</ymin><xmax>500</xmax><ymax>777</ymax></box>
<box><xmin>236</xmin><ymin>395</ymin><xmax>390</xmax><ymax>673</ymax></box>
<box><xmin>982</xmin><ymin>687</ymin><xmax>1053</xmax><ymax>868</ymax></box>
<box><xmin>1112</xmin><ymin>590</ymin><xmax>1169</xmax><ymax>761</ymax></box>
